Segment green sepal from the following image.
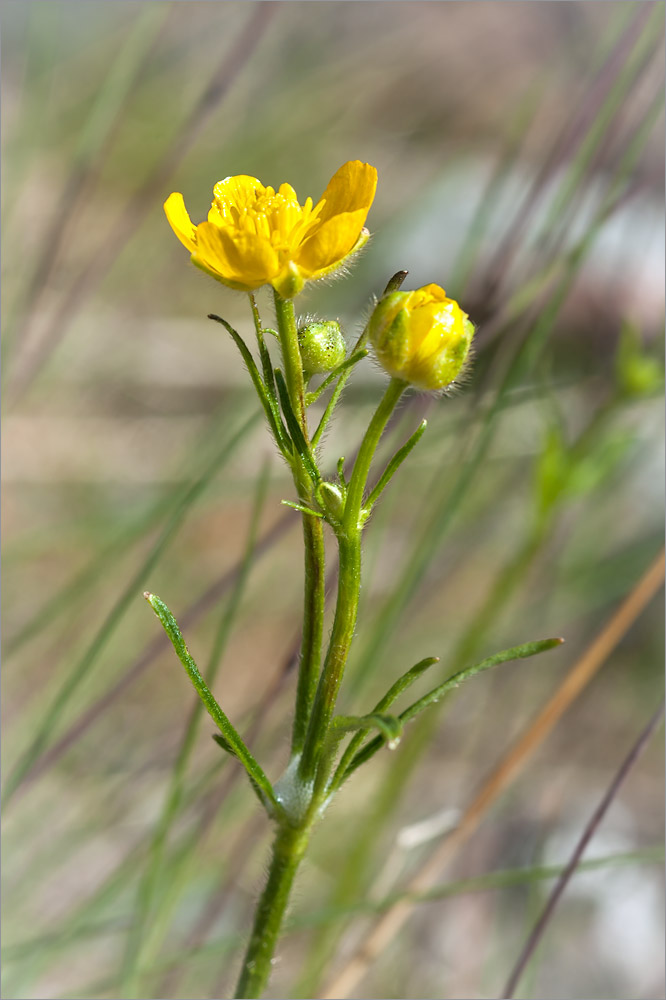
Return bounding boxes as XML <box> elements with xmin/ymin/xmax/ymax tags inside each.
<box><xmin>274</xmin><ymin>368</ymin><xmax>320</xmax><ymax>484</ymax></box>
<box><xmin>145</xmin><ymin>592</ymin><xmax>281</xmax><ymax>818</ymax></box>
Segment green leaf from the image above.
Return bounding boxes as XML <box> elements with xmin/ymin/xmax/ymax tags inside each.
<box><xmin>212</xmin><ymin>732</ymin><xmax>236</xmax><ymax>755</ymax></box>
<box><xmin>330</xmin><ymin>657</ymin><xmax>438</xmax><ymax>792</ymax></box>
<box><xmin>333</xmin><ymin>713</ymin><xmax>403</xmax><ymax>749</ymax></box>
<box><xmin>305</xmin><ymin>350</ymin><xmax>369</xmax><ymax>406</ymax></box>
<box><xmin>363</xmin><ymin>420</ymin><xmax>428</xmax><ymax>516</ymax></box>
<box><xmin>208</xmin><ymin>314</ymin><xmax>291</xmax><ymax>457</ymax></box>
<box><xmin>144</xmin><ymin>592</ymin><xmax>279</xmax><ymax>816</ymax></box>
<box><xmin>376</xmin><ymin>656</ymin><xmax>440</xmax><ymax>712</ymax></box>
<box><xmin>281</xmin><ymin>500</ymin><xmax>325</xmax><ymax>518</ymax></box>
<box><xmin>402</xmin><ymin>637</ymin><xmax>563</xmax><ymax>724</ymax></box>
<box><xmin>274</xmin><ymin>368</ymin><xmax>320</xmax><ymax>484</ymax></box>
<box><xmin>342</xmin><ymin>639</ymin><xmax>563</xmax><ymax>782</ymax></box>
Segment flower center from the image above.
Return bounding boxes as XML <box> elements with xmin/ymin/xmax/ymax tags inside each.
<box><xmin>215</xmin><ymin>184</ymin><xmax>325</xmax><ymax>260</ymax></box>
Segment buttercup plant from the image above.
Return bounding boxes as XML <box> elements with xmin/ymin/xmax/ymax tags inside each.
<box><xmin>152</xmin><ymin>160</ymin><xmax>562</xmax><ymax>998</ymax></box>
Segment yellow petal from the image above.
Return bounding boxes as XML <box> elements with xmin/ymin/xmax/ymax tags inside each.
<box><xmin>213</xmin><ymin>175</ymin><xmax>265</xmax><ymax>218</ymax></box>
<box><xmin>208</xmin><ymin>201</ymin><xmax>224</xmax><ymax>225</ymax></box>
<box><xmin>314</xmin><ymin>161</ymin><xmax>377</xmax><ymax>225</ymax></box>
<box><xmin>164</xmin><ymin>193</ymin><xmax>197</xmax><ymax>253</ymax></box>
<box><xmin>295</xmin><ymin>208</ymin><xmax>369</xmax><ymax>275</ymax></box>
<box><xmin>195</xmin><ymin>221</ymin><xmax>279</xmax><ymax>290</ymax></box>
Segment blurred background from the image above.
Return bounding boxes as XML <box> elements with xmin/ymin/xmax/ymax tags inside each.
<box><xmin>1</xmin><ymin>2</ymin><xmax>664</xmax><ymax>999</ymax></box>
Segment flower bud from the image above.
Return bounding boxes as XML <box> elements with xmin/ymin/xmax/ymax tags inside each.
<box><xmin>369</xmin><ymin>284</ymin><xmax>474</xmax><ymax>391</ymax></box>
<box><xmin>316</xmin><ymin>481</ymin><xmax>345</xmax><ymax>523</ymax></box>
<box><xmin>298</xmin><ymin>320</ymin><xmax>346</xmax><ymax>377</ymax></box>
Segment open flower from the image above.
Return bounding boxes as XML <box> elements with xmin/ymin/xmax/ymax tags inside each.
<box><xmin>164</xmin><ymin>160</ymin><xmax>377</xmax><ymax>298</ymax></box>
<box><xmin>369</xmin><ymin>283</ymin><xmax>474</xmax><ymax>391</ymax></box>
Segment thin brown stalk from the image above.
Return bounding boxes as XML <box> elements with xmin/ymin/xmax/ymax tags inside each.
<box><xmin>9</xmin><ymin>2</ymin><xmax>277</xmax><ymax>404</ymax></box>
<box><xmin>477</xmin><ymin>2</ymin><xmax>656</xmax><ymax>304</ymax></box>
<box><xmin>322</xmin><ymin>548</ymin><xmax>665</xmax><ymax>999</ymax></box>
<box><xmin>501</xmin><ymin>697</ymin><xmax>665</xmax><ymax>999</ymax></box>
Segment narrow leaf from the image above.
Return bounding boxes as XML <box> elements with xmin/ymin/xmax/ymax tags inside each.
<box><xmin>144</xmin><ymin>592</ymin><xmax>279</xmax><ymax>815</ymax></box>
<box><xmin>208</xmin><ymin>314</ymin><xmax>291</xmax><ymax>456</ymax></box>
<box><xmin>212</xmin><ymin>732</ymin><xmax>236</xmax><ymax>756</ymax></box>
<box><xmin>281</xmin><ymin>500</ymin><xmax>325</xmax><ymax>518</ymax></box>
<box><xmin>343</xmin><ymin>639</ymin><xmax>563</xmax><ymax>781</ymax></box>
<box><xmin>364</xmin><ymin>420</ymin><xmax>428</xmax><ymax>514</ymax></box>
<box><xmin>330</xmin><ymin>657</ymin><xmax>438</xmax><ymax>791</ymax></box>
<box><xmin>306</xmin><ymin>350</ymin><xmax>369</xmax><ymax>406</ymax></box>
<box><xmin>402</xmin><ymin>639</ymin><xmax>564</xmax><ymax>724</ymax></box>
<box><xmin>333</xmin><ymin>713</ymin><xmax>403</xmax><ymax>749</ymax></box>
<box><xmin>274</xmin><ymin>368</ymin><xmax>320</xmax><ymax>483</ymax></box>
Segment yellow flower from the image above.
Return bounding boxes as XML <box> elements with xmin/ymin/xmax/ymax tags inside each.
<box><xmin>369</xmin><ymin>284</ymin><xmax>474</xmax><ymax>391</ymax></box>
<box><xmin>164</xmin><ymin>160</ymin><xmax>377</xmax><ymax>298</ymax></box>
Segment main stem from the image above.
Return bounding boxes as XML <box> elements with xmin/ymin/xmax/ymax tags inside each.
<box><xmin>235</xmin><ymin>354</ymin><xmax>403</xmax><ymax>996</ymax></box>
<box><xmin>299</xmin><ymin>377</ymin><xmax>406</xmax><ymax>786</ymax></box>
<box><xmin>234</xmin><ymin>824</ymin><xmax>310</xmax><ymax>999</ymax></box>
<box><xmin>272</xmin><ymin>291</ymin><xmax>326</xmax><ymax>753</ymax></box>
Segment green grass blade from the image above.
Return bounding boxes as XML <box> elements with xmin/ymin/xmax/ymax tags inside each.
<box><xmin>2</xmin><ymin>411</ymin><xmax>260</xmax><ymax>805</ymax></box>
<box><xmin>289</xmin><ymin>847</ymin><xmax>665</xmax><ymax>929</ymax></box>
<box><xmin>120</xmin><ymin>461</ymin><xmax>271</xmax><ymax>994</ymax></box>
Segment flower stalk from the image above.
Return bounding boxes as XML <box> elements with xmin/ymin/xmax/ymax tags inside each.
<box><xmin>271</xmin><ymin>290</ymin><xmax>327</xmax><ymax>754</ymax></box>
<box><xmin>235</xmin><ymin>824</ymin><xmax>310</xmax><ymax>999</ymax></box>
<box><xmin>298</xmin><ymin>377</ymin><xmax>406</xmax><ymax>787</ymax></box>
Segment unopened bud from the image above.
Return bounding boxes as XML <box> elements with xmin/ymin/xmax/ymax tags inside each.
<box><xmin>316</xmin><ymin>481</ymin><xmax>345</xmax><ymax>522</ymax></box>
<box><xmin>298</xmin><ymin>320</ymin><xmax>346</xmax><ymax>377</ymax></box>
<box><xmin>369</xmin><ymin>284</ymin><xmax>474</xmax><ymax>391</ymax></box>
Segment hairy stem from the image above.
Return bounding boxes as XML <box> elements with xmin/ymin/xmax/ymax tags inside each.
<box><xmin>272</xmin><ymin>291</ymin><xmax>326</xmax><ymax>753</ymax></box>
<box><xmin>234</xmin><ymin>824</ymin><xmax>310</xmax><ymax>998</ymax></box>
<box><xmin>299</xmin><ymin>378</ymin><xmax>406</xmax><ymax>786</ymax></box>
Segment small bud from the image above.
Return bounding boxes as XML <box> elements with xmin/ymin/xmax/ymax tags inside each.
<box><xmin>369</xmin><ymin>284</ymin><xmax>474</xmax><ymax>391</ymax></box>
<box><xmin>298</xmin><ymin>320</ymin><xmax>346</xmax><ymax>377</ymax></box>
<box><xmin>316</xmin><ymin>481</ymin><xmax>345</xmax><ymax>522</ymax></box>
